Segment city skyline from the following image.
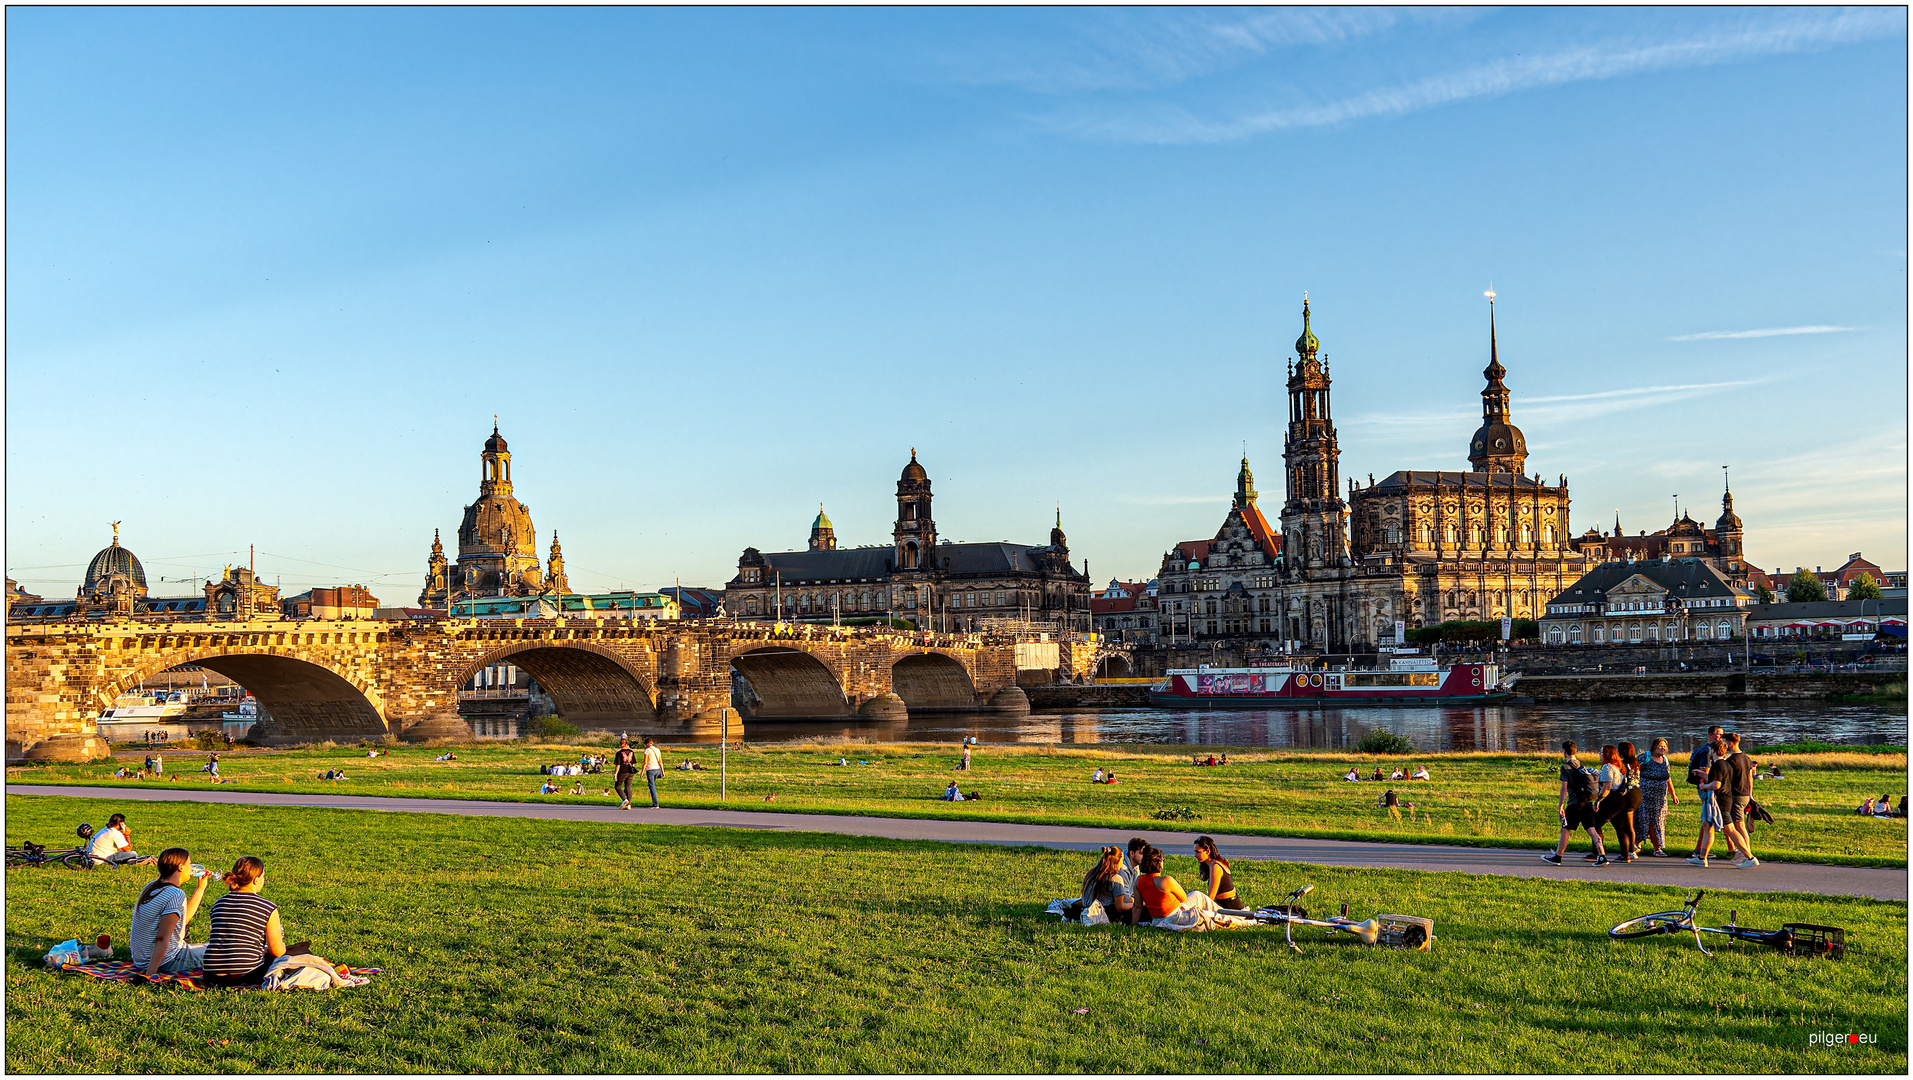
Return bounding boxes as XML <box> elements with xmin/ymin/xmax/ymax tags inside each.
<box><xmin>8</xmin><ymin>7</ymin><xmax>1906</xmax><ymax>602</ymax></box>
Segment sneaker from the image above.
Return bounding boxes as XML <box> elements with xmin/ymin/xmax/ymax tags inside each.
<box><xmin>1541</xmin><ymin>853</ymin><xmax>1563</xmax><ymax>865</ymax></box>
<box><xmin>1591</xmin><ymin>855</ymin><xmax>1610</xmax><ymax>866</ymax></box>
<box><xmin>1649</xmin><ymin>849</ymin><xmax>1668</xmax><ymax>857</ymax></box>
<box><xmin>1736</xmin><ymin>856</ymin><xmax>1760</xmax><ymax>868</ymax></box>
<box><xmin>1581</xmin><ymin>853</ymin><xmax>1600</xmax><ymax>862</ymax></box>
<box><xmin>1686</xmin><ymin>855</ymin><xmax>1709</xmax><ymax>868</ymax></box>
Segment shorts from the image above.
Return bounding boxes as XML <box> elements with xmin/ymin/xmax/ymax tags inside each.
<box><xmin>1563</xmin><ymin>801</ymin><xmax>1598</xmax><ymax>830</ymax></box>
<box><xmin>1699</xmin><ymin>790</ymin><xmax>1721</xmax><ymax>826</ymax></box>
<box><xmin>1722</xmin><ymin>795</ymin><xmax>1749</xmax><ymax>825</ymax></box>
<box><xmin>203</xmin><ymin>957</ymin><xmax>275</xmax><ymax>988</ymax></box>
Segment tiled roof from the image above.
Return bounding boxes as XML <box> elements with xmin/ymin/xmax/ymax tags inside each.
<box><xmin>1547</xmin><ymin>559</ymin><xmax>1747</xmax><ymax>606</ymax></box>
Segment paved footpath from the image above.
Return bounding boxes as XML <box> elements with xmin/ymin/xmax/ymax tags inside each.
<box><xmin>11</xmin><ymin>785</ymin><xmax>1904</xmax><ymax>901</ymax></box>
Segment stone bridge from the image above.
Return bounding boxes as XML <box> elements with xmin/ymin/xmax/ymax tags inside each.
<box><xmin>6</xmin><ymin>617</ymin><xmax>1080</xmax><ymax>750</ymax></box>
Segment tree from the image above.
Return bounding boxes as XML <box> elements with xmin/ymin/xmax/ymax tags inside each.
<box><xmin>1754</xmin><ymin>584</ymin><xmax>1776</xmax><ymax>605</ymax></box>
<box><xmin>1785</xmin><ymin>570</ymin><xmax>1828</xmax><ymax>604</ymax></box>
<box><xmin>1847</xmin><ymin>573</ymin><xmax>1883</xmax><ymax>601</ymax></box>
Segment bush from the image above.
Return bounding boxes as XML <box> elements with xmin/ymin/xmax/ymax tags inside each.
<box><xmin>1354</xmin><ymin>729</ymin><xmax>1416</xmax><ymax>755</ymax></box>
<box><xmin>526</xmin><ymin>716</ymin><xmax>580</xmax><ymax>739</ymax></box>
<box><xmin>1148</xmin><ymin>807</ymin><xmax>1202</xmax><ymax>822</ymax></box>
<box><xmin>189</xmin><ymin>729</ymin><xmax>228</xmax><ymax>751</ymax></box>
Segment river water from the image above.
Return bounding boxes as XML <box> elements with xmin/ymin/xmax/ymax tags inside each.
<box><xmin>725</xmin><ymin>701</ymin><xmax>1906</xmax><ymax>752</ymax></box>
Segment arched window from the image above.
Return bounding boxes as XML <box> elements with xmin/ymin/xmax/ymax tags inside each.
<box><xmin>1520</xmin><ymin>523</ymin><xmax>1532</xmax><ymax>544</ymax></box>
<box><xmin>1469</xmin><ymin>524</ymin><xmax>1482</xmax><ymax>547</ymax></box>
<box><xmin>1695</xmin><ymin>623</ymin><xmax>1710</xmax><ymax>639</ymax></box>
<box><xmin>903</xmin><ymin>541</ymin><xmax>919</xmax><ymax>569</ymax></box>
<box><xmin>1569</xmin><ymin>625</ymin><xmax>1582</xmax><ymax>643</ymax></box>
<box><xmin>1718</xmin><ymin>619</ymin><xmax>1731</xmax><ymax>639</ymax></box>
<box><xmin>1496</xmin><ymin>524</ymin><xmax>1509</xmax><ymax>545</ymax></box>
<box><xmin>1544</xmin><ymin>526</ymin><xmax>1556</xmax><ymax>545</ymax></box>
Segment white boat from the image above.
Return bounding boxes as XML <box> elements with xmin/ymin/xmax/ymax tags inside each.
<box><xmin>101</xmin><ymin>691</ymin><xmax>190</xmax><ymax>721</ymax></box>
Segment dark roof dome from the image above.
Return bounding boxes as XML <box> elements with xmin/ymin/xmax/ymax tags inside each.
<box><xmin>1468</xmin><ymin>421</ymin><xmax>1527</xmax><ymax>458</ymax></box>
<box><xmin>485</xmin><ymin>422</ymin><xmax>507</xmax><ymax>453</ymax></box>
<box><xmin>900</xmin><ymin>448</ymin><xmax>927</xmax><ymax>482</ymax></box>
<box><xmin>85</xmin><ymin>537</ymin><xmax>147</xmax><ymax>593</ymax></box>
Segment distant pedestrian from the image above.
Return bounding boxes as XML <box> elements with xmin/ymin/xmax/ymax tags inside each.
<box><xmin>1543</xmin><ymin>740</ymin><xmax>1608</xmax><ymax>866</ymax></box>
<box><xmin>642</xmin><ymin>738</ymin><xmax>663</xmax><ymax>808</ymax></box>
<box><xmin>1687</xmin><ymin>726</ymin><xmax>1725</xmax><ymax>867</ymax></box>
<box><xmin>959</xmin><ymin>743</ymin><xmax>972</xmax><ymax>771</ymax></box>
<box><xmin>1634</xmin><ymin>738</ymin><xmax>1679</xmax><ymax>856</ymax></box>
<box><xmin>612</xmin><ymin>738</ymin><xmax>637</xmax><ymax>810</ymax></box>
<box><xmin>203</xmin><ymin>754</ymin><xmax>220</xmax><ymax>780</ymax></box>
<box><xmin>1705</xmin><ymin>732</ymin><xmax>1758</xmax><ymax>868</ymax></box>
<box><xmin>1594</xmin><ymin>742</ymin><xmax>1642</xmax><ymax>862</ymax></box>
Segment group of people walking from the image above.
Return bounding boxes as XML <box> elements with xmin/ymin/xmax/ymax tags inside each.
<box><xmin>1546</xmin><ymin>725</ymin><xmax>1761</xmax><ymax>869</ymax></box>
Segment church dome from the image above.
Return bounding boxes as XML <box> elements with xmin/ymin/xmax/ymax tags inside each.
<box><xmin>484</xmin><ymin>422</ymin><xmax>508</xmax><ymax>454</ymax></box>
<box><xmin>812</xmin><ymin>506</ymin><xmax>833</xmax><ymax>531</ymax></box>
<box><xmin>460</xmin><ymin>496</ymin><xmax>537</xmax><ymax>557</ymax></box>
<box><xmin>900</xmin><ymin>449</ymin><xmax>927</xmax><ymax>483</ymax></box>
<box><xmin>1468</xmin><ymin>421</ymin><xmax>1527</xmax><ymax>462</ymax></box>
<box><xmin>1295</xmin><ymin>299</ymin><xmax>1319</xmax><ymax>356</ymax></box>
<box><xmin>84</xmin><ymin>538</ymin><xmax>146</xmax><ymax>594</ymax></box>
<box><xmin>1716</xmin><ymin>491</ymin><xmax>1741</xmax><ymax>532</ymax></box>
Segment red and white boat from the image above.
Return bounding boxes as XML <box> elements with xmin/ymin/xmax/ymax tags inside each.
<box><xmin>1148</xmin><ymin>656</ymin><xmax>1519</xmax><ymax>707</ymax></box>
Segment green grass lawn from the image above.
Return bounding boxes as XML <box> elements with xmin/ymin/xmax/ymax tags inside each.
<box><xmin>14</xmin><ymin>741</ymin><xmax>1906</xmax><ymax>867</ymax></box>
<box><xmin>4</xmin><ymin>794</ymin><xmax>1904</xmax><ymax>1073</ymax></box>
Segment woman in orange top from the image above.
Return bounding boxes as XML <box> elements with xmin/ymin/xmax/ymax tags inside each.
<box><xmin>1132</xmin><ymin>846</ymin><xmax>1188</xmax><ymax>920</ymax></box>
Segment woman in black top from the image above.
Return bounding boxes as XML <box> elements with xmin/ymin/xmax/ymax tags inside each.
<box><xmin>202</xmin><ymin>856</ymin><xmax>287</xmax><ymax>987</ymax></box>
<box><xmin>1192</xmin><ymin>836</ymin><xmax>1243</xmax><ymax>909</ymax></box>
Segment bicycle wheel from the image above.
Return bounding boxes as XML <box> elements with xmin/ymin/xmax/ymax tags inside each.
<box><xmin>1608</xmin><ymin>912</ymin><xmax>1689</xmax><ymax>939</ymax></box>
<box><xmin>60</xmin><ymin>852</ymin><xmax>97</xmax><ymax>870</ymax></box>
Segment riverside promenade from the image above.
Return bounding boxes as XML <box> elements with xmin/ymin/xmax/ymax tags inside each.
<box><xmin>12</xmin><ymin>784</ymin><xmax>1904</xmax><ymax>900</ymax></box>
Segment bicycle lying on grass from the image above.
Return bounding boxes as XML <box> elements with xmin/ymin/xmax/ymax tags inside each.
<box><xmin>5</xmin><ymin>825</ymin><xmax>156</xmax><ymax>871</ymax></box>
<box><xmin>1253</xmin><ymin>884</ymin><xmax>1436</xmax><ymax>953</ymax></box>
<box><xmin>1608</xmin><ymin>890</ymin><xmax>1848</xmax><ymax>958</ymax></box>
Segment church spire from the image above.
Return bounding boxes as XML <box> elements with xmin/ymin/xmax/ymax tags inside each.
<box><xmin>1235</xmin><ymin>456</ymin><xmax>1258</xmax><ymax>508</ymax></box>
<box><xmin>1468</xmin><ymin>289</ymin><xmax>1527</xmax><ymax>474</ymax></box>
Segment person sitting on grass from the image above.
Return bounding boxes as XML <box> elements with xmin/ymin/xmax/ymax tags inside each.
<box><xmin>1411</xmin><ymin>765</ymin><xmax>1430</xmax><ymax>781</ymax></box>
<box><xmin>1119</xmin><ymin>837</ymin><xmax>1149</xmax><ymax>896</ymax></box>
<box><xmin>1100</xmin><ymin>771</ymin><xmax>1119</xmax><ymax>785</ymax></box>
<box><xmin>1219</xmin><ymin>754</ymin><xmax>1228</xmax><ymax>766</ymax></box>
<box><xmin>1091</xmin><ymin>769</ymin><xmax>1104</xmax><ymax>784</ymax></box>
<box><xmin>1390</xmin><ymin>767</ymin><xmax>1406</xmax><ymax>781</ymax></box>
<box><xmin>131</xmin><ymin>847</ymin><xmax>212</xmax><ymax>981</ymax></box>
<box><xmin>1858</xmin><ymin>797</ymin><xmax>1876</xmax><ymax>816</ymax></box>
<box><xmin>1191</xmin><ymin>836</ymin><xmax>1244</xmax><ymax>910</ymax></box>
<box><xmin>1133</xmin><ymin>846</ymin><xmax>1187</xmax><ymax>922</ymax></box>
<box><xmin>1371</xmin><ymin>767</ymin><xmax>1385</xmax><ymax>782</ymax></box>
<box><xmin>1874</xmin><ymin>795</ymin><xmax>1895</xmax><ymax>817</ymax></box>
<box><xmin>539</xmin><ymin>779</ymin><xmax>558</xmax><ymax>795</ymax></box>
<box><xmin>1077</xmin><ymin>845</ymin><xmax>1141</xmax><ymax>924</ymax></box>
<box><xmin>570</xmin><ymin>780</ymin><xmax>584</xmax><ymax>796</ymax></box>
<box><xmin>1343</xmin><ymin>768</ymin><xmax>1361</xmax><ymax>782</ymax></box>
<box><xmin>89</xmin><ymin>813</ymin><xmax>147</xmax><ymax>866</ymax></box>
<box><xmin>942</xmin><ymin>780</ymin><xmax>963</xmax><ymax>801</ymax></box>
<box><xmin>201</xmin><ymin>856</ymin><xmax>288</xmax><ymax>988</ymax></box>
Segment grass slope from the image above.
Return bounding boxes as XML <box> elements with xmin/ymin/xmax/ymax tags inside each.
<box><xmin>4</xmin><ymin>795</ymin><xmax>1904</xmax><ymax>1074</ymax></box>
<box><xmin>15</xmin><ymin>742</ymin><xmax>1906</xmax><ymax>867</ymax></box>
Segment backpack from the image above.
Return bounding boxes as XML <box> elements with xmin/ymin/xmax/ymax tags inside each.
<box><xmin>1564</xmin><ymin>763</ymin><xmax>1595</xmax><ymax>804</ymax></box>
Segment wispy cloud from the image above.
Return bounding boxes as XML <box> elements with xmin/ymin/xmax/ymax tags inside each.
<box><xmin>1050</xmin><ymin>8</ymin><xmax>1901</xmax><ymax>143</ymax></box>
<box><xmin>1669</xmin><ymin>325</ymin><xmax>1858</xmax><ymax>341</ymax></box>
<box><xmin>1344</xmin><ymin>378</ymin><xmax>1770</xmax><ymax>440</ymax></box>
<box><xmin>936</xmin><ymin>8</ymin><xmax>1458</xmax><ymax>95</ymax></box>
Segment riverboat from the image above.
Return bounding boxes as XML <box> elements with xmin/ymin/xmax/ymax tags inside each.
<box><xmin>1148</xmin><ymin>657</ymin><xmax>1519</xmax><ymax>707</ymax></box>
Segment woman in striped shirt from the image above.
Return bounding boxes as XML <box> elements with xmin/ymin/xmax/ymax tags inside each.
<box><xmin>202</xmin><ymin>856</ymin><xmax>287</xmax><ymax>987</ymax></box>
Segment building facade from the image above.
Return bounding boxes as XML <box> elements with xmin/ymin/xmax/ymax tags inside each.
<box><xmin>1539</xmin><ymin>559</ymin><xmax>1755</xmax><ymax>645</ymax></box>
<box><xmin>722</xmin><ymin>451</ymin><xmax>1092</xmax><ymax>632</ymax></box>
<box><xmin>419</xmin><ymin>424</ymin><xmax>570</xmax><ymax>608</ymax></box>
<box><xmin>1155</xmin><ymin>457</ymin><xmax>1282</xmax><ymax>642</ymax></box>
<box><xmin>1090</xmin><ymin>579</ymin><xmax>1160</xmax><ymax>644</ymax></box>
<box><xmin>1745</xmin><ymin>598</ymin><xmax>1907</xmax><ymax>640</ymax></box>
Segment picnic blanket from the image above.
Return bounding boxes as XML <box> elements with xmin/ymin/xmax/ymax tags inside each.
<box><xmin>55</xmin><ymin>959</ymin><xmax>381</xmax><ymax>991</ymax></box>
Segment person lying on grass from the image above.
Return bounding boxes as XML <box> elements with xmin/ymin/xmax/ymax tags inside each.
<box><xmin>1411</xmin><ymin>765</ymin><xmax>1430</xmax><ymax>780</ymax></box>
<box><xmin>132</xmin><ymin>847</ymin><xmax>212</xmax><ymax>981</ymax></box>
<box><xmin>1344</xmin><ymin>768</ymin><xmax>1361</xmax><ymax>782</ymax></box>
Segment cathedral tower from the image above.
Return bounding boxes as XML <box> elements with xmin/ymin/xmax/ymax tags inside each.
<box><xmin>545</xmin><ymin>532</ymin><xmax>570</xmax><ymax>594</ymax></box>
<box><xmin>893</xmin><ymin>450</ymin><xmax>936</xmax><ymax>571</ymax></box>
<box><xmin>1468</xmin><ymin>295</ymin><xmax>1529</xmax><ymax>474</ymax></box>
<box><xmin>1280</xmin><ymin>298</ymin><xmax>1348</xmax><ymax>576</ymax></box>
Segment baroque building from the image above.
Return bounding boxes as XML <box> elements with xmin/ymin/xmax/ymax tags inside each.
<box><xmin>723</xmin><ymin>450</ymin><xmax>1092</xmax><ymax>632</ymax></box>
<box><xmin>419</xmin><ymin>424</ymin><xmax>569</xmax><ymax>608</ymax></box>
<box><xmin>1155</xmin><ymin>457</ymin><xmax>1282</xmax><ymax>641</ymax></box>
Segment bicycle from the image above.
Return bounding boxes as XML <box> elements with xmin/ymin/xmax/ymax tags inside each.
<box><xmin>1254</xmin><ymin>884</ymin><xmax>1435</xmax><ymax>953</ymax></box>
<box><xmin>5</xmin><ymin>841</ymin><xmax>65</xmax><ymax>868</ymax></box>
<box><xmin>1608</xmin><ymin>890</ymin><xmax>1847</xmax><ymax>958</ymax></box>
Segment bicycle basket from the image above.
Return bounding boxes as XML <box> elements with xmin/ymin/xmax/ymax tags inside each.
<box><xmin>1376</xmin><ymin>915</ymin><xmax>1435</xmax><ymax>952</ymax></box>
<box><xmin>1782</xmin><ymin>924</ymin><xmax>1847</xmax><ymax>958</ymax></box>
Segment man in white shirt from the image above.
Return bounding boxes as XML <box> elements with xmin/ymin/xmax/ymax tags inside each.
<box><xmin>89</xmin><ymin>814</ymin><xmax>145</xmax><ymax>865</ymax></box>
<box><xmin>641</xmin><ymin>738</ymin><xmax>664</xmax><ymax>808</ymax></box>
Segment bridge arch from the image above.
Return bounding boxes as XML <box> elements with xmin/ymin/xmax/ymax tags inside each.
<box><xmin>890</xmin><ymin>651</ymin><xmax>977</xmax><ymax>710</ymax></box>
<box><xmin>105</xmin><ymin>651</ymin><xmax>388</xmax><ymax>743</ymax></box>
<box><xmin>1094</xmin><ymin>655</ymin><xmax>1133</xmax><ymax>679</ymax></box>
<box><xmin>457</xmin><ymin>642</ymin><xmax>657</xmax><ymax>726</ymax></box>
<box><xmin>730</xmin><ymin>647</ymin><xmax>850</xmax><ymax>719</ymax></box>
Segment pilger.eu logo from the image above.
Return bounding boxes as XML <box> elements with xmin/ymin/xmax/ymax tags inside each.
<box><xmin>1809</xmin><ymin>1032</ymin><xmax>1877</xmax><ymax>1045</ymax></box>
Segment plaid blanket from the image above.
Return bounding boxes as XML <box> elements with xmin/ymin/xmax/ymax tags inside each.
<box><xmin>56</xmin><ymin>959</ymin><xmax>381</xmax><ymax>990</ymax></box>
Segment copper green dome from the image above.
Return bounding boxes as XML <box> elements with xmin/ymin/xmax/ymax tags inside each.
<box><xmin>813</xmin><ymin>505</ymin><xmax>833</xmax><ymax>531</ymax></box>
<box><xmin>1295</xmin><ymin>298</ymin><xmax>1320</xmax><ymax>357</ymax></box>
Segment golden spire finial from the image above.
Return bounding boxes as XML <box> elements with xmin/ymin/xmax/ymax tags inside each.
<box><xmin>1485</xmin><ymin>285</ymin><xmax>1496</xmax><ymax>304</ymax></box>
<box><xmin>110</xmin><ymin>521</ymin><xmax>120</xmax><ymax>542</ymax></box>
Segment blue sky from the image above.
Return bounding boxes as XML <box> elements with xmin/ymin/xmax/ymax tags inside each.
<box><xmin>7</xmin><ymin>6</ymin><xmax>1906</xmax><ymax>603</ymax></box>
